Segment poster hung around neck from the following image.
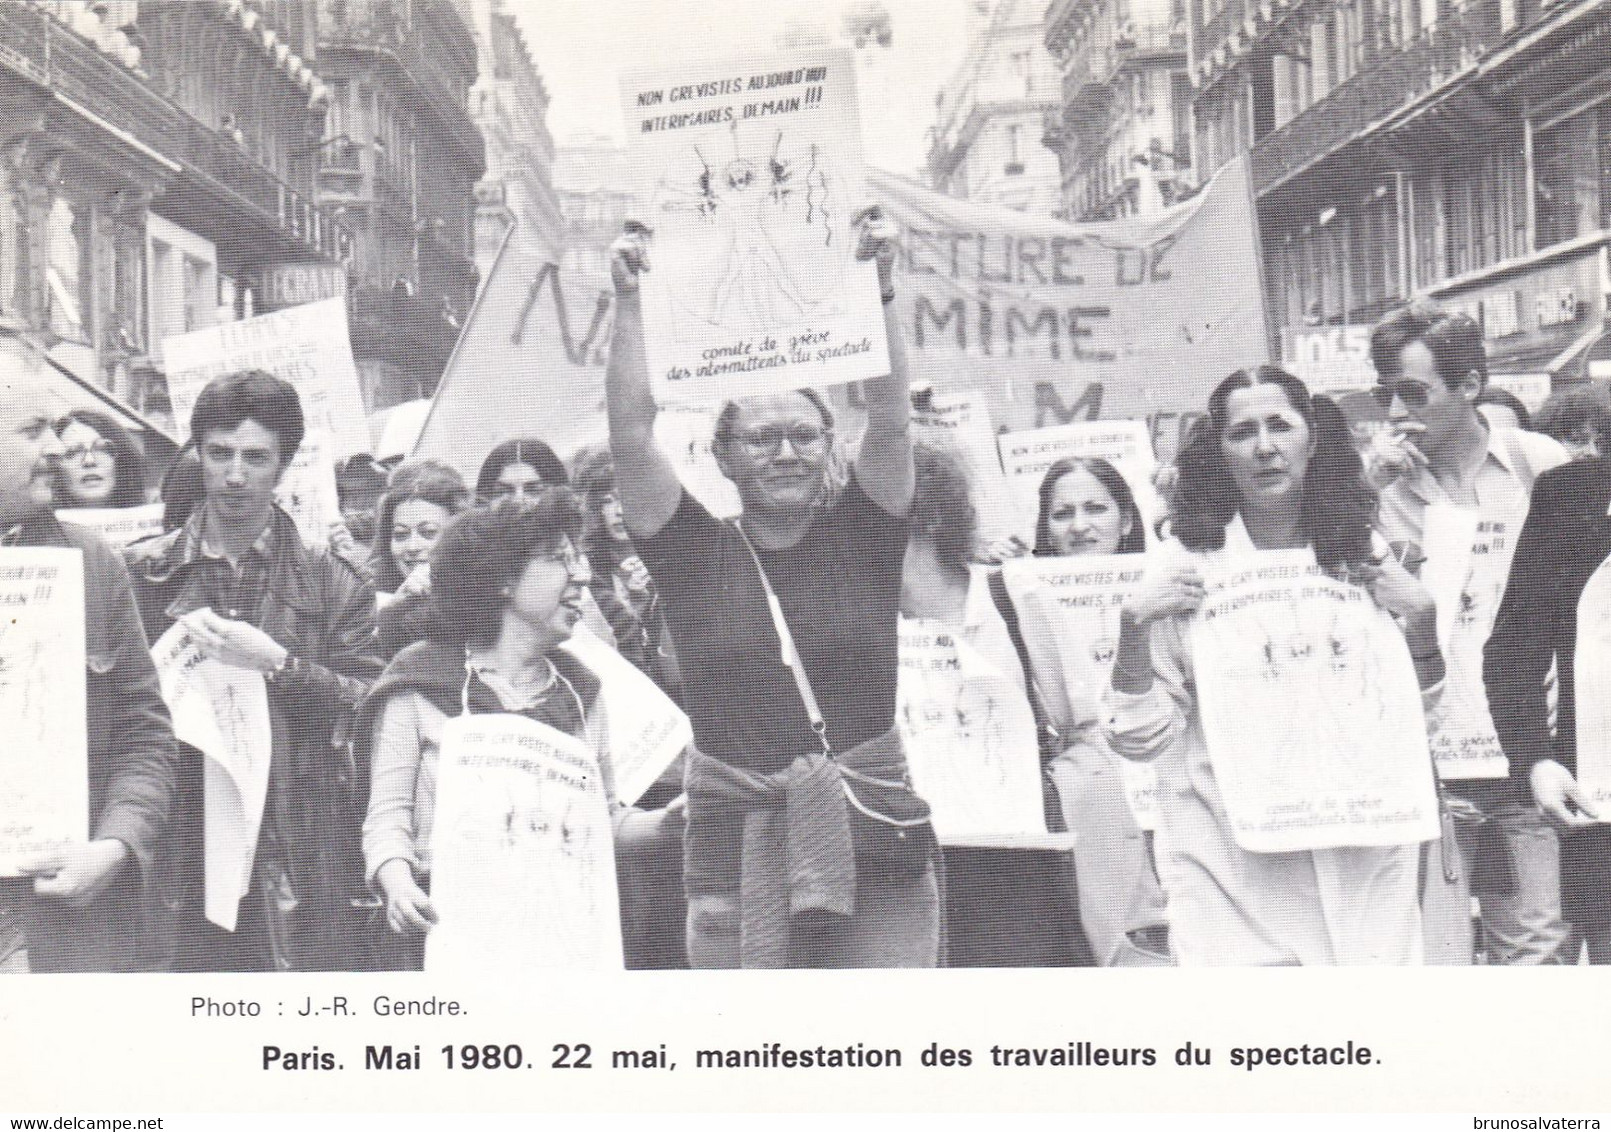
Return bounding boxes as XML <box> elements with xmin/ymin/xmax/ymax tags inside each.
<box><xmin>895</xmin><ymin>616</ymin><xmax>1073</xmax><ymax>850</ymax></box>
<box><xmin>1001</xmin><ymin>554</ymin><xmax>1158</xmax><ymax>831</ymax></box>
<box><xmin>0</xmin><ymin>549</ymin><xmax>87</xmax><ymax>876</ymax></box>
<box><xmin>426</xmin><ymin>713</ymin><xmax>625</xmax><ymax>973</ymax></box>
<box><xmin>619</xmin><ymin>47</ymin><xmax>890</xmax><ymax>403</ymax></box>
<box><xmin>1192</xmin><ymin>550</ymin><xmax>1440</xmax><ymax>853</ymax></box>
<box><xmin>1416</xmin><ymin>503</ymin><xmax>1513</xmax><ymax>780</ymax></box>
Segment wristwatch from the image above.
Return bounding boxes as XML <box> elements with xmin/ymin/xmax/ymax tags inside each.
<box><xmin>266</xmin><ymin>653</ymin><xmax>300</xmax><ymax>684</ymax></box>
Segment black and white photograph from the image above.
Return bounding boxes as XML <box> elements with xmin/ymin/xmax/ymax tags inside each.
<box><xmin>2</xmin><ymin>0</ymin><xmax>1610</xmax><ymax>1121</ymax></box>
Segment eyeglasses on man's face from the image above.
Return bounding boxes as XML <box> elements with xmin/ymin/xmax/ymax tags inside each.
<box><xmin>1369</xmin><ymin>380</ymin><xmax>1432</xmax><ymax>410</ymax></box>
<box><xmin>731</xmin><ymin>423</ymin><xmax>830</xmax><ymax>456</ymax></box>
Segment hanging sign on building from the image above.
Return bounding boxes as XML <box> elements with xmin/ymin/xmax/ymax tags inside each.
<box><xmin>251</xmin><ymin>264</ymin><xmax>349</xmax><ymax>314</ymax></box>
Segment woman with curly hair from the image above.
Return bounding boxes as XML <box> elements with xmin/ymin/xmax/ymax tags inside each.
<box><xmin>368</xmin><ymin>460</ymin><xmax>473</xmax><ymax>658</ymax></box>
<box><xmin>359</xmin><ymin>491</ymin><xmax>682</xmax><ymax>969</ymax></box>
<box><xmin>1102</xmin><ymin>366</ymin><xmax>1445</xmax><ymax>965</ymax></box>
<box><xmin>898</xmin><ymin>442</ymin><xmax>1090</xmax><ymax>965</ymax></box>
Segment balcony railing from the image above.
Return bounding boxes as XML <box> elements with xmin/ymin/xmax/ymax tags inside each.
<box><xmin>1061</xmin><ymin>37</ymin><xmax>1113</xmax><ymax>108</ymax></box>
<box><xmin>1251</xmin><ymin>0</ymin><xmax>1504</xmax><ymax>193</ymax></box>
<box><xmin>1045</xmin><ymin>0</ymin><xmax>1100</xmax><ymax>55</ymax></box>
<box><xmin>318</xmin><ymin>0</ymin><xmax>476</xmax><ymax>138</ymax></box>
<box><xmin>0</xmin><ymin>5</ymin><xmax>351</xmax><ymax>260</ymax></box>
<box><xmin>1111</xmin><ymin>22</ymin><xmax>1189</xmax><ymax>66</ymax></box>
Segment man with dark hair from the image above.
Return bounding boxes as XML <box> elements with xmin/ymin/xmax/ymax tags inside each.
<box><xmin>0</xmin><ymin>328</ymin><xmax>177</xmax><ymax>972</ymax></box>
<box><xmin>604</xmin><ymin>211</ymin><xmax>933</xmax><ymax>968</ymax></box>
<box><xmin>125</xmin><ymin>369</ymin><xmax>380</xmax><ymax>971</ymax></box>
<box><xmin>1368</xmin><ymin>300</ymin><xmax>1571</xmax><ymax>965</ymax></box>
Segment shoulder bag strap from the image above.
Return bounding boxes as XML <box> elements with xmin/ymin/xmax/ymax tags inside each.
<box><xmin>731</xmin><ymin>521</ymin><xmax>832</xmax><ymax>756</ymax></box>
<box><xmin>986</xmin><ymin>570</ymin><xmax>1060</xmax><ymax>762</ymax></box>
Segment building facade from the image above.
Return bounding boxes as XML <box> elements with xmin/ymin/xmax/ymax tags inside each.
<box><xmin>1189</xmin><ymin>0</ymin><xmax>1611</xmax><ymax>389</ymax></box>
<box><xmin>464</xmin><ymin>0</ymin><xmax>563</xmax><ymax>278</ymax></box>
<box><xmin>927</xmin><ymin>0</ymin><xmax>1063</xmax><ymax>214</ymax></box>
<box><xmin>1043</xmin><ymin>0</ymin><xmax>1195</xmax><ymax>220</ymax></box>
<box><xmin>0</xmin><ymin>0</ymin><xmax>349</xmax><ymax>420</ymax></box>
<box><xmin>314</xmin><ymin>0</ymin><xmax>484</xmax><ymax>408</ymax></box>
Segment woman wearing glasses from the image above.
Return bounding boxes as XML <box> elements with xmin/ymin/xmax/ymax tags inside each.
<box><xmin>359</xmin><ymin>492</ymin><xmax>681</xmax><ymax>970</ymax></box>
<box><xmin>1103</xmin><ymin>366</ymin><xmax>1445</xmax><ymax>965</ymax></box>
<box><xmin>605</xmin><ymin>210</ymin><xmax>936</xmax><ymax>969</ymax></box>
<box><xmin>53</xmin><ymin>408</ymin><xmax>148</xmax><ymax>509</ymax></box>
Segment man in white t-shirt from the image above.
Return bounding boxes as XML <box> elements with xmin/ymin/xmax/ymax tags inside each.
<box><xmin>1368</xmin><ymin>301</ymin><xmax>1570</xmax><ymax>965</ymax></box>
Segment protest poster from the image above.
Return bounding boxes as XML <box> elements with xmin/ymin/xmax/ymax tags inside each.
<box><xmin>895</xmin><ymin>617</ymin><xmax>1071</xmax><ymax>850</ymax></box>
<box><xmin>150</xmin><ymin>623</ymin><xmax>272</xmax><ymax>931</ymax></box>
<box><xmin>0</xmin><ymin>549</ymin><xmax>86</xmax><ymax>876</ymax></box>
<box><xmin>996</xmin><ymin>419</ymin><xmax>1162</xmax><ymax>545</ymax></box>
<box><xmin>560</xmin><ymin>623</ymin><xmax>691</xmax><ymax>806</ymax></box>
<box><xmin>1572</xmin><ymin>560</ymin><xmax>1611</xmax><ymax>816</ymax></box>
<box><xmin>54</xmin><ymin>503</ymin><xmax>164</xmax><ymax>550</ymax></box>
<box><xmin>417</xmin><ymin>156</ymin><xmax>1268</xmax><ymax>489</ymax></box>
<box><xmin>161</xmin><ymin>300</ymin><xmax>355</xmax><ymax>545</ymax></box>
<box><xmin>1417</xmin><ymin>504</ymin><xmax>1514</xmax><ymax>779</ymax></box>
<box><xmin>911</xmin><ymin>389</ymin><xmax>1021</xmax><ymax>542</ymax></box>
<box><xmin>161</xmin><ymin>297</ymin><xmax>370</xmax><ymax>458</ymax></box>
<box><xmin>1001</xmin><ymin>554</ymin><xmax>1157</xmax><ymax>831</ymax></box>
<box><xmin>1193</xmin><ymin>550</ymin><xmax>1440</xmax><ymax>853</ymax></box>
<box><xmin>619</xmin><ymin>48</ymin><xmax>889</xmax><ymax>402</ymax></box>
<box><xmin>426</xmin><ymin>713</ymin><xmax>624</xmax><ymax>973</ymax></box>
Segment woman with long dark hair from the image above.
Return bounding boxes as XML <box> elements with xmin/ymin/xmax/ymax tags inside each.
<box><xmin>53</xmin><ymin>408</ymin><xmax>147</xmax><ymax>509</ymax></box>
<box><xmin>1033</xmin><ymin>456</ymin><xmax>1146</xmax><ymax>557</ymax></box>
<box><xmin>1103</xmin><ymin>366</ymin><xmax>1444</xmax><ymax>965</ymax></box>
<box><xmin>475</xmin><ymin>438</ymin><xmax>568</xmax><ymax>503</ymax></box>
<box><xmin>1030</xmin><ymin>456</ymin><xmax>1170</xmax><ymax>965</ymax></box>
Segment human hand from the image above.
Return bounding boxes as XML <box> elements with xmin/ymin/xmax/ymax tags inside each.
<box><xmin>1122</xmin><ymin>564</ymin><xmax>1204</xmax><ymax>625</ymax></box>
<box><xmin>617</xmin><ymin>555</ymin><xmax>652</xmax><ymax>596</ymax></box>
<box><xmin>1151</xmin><ymin>463</ymin><xmax>1179</xmax><ymax>500</ymax></box>
<box><xmin>1361</xmin><ymin>422</ymin><xmax>1430</xmax><ymax>489</ymax></box>
<box><xmin>609</xmin><ymin>221</ymin><xmax>653</xmax><ymax>295</ymax></box>
<box><xmin>327</xmin><ymin>520</ymin><xmax>359</xmax><ymax>560</ymax></box>
<box><xmin>181</xmin><ymin>608</ymin><xmax>289</xmax><ymax>674</ymax></box>
<box><xmin>1355</xmin><ymin>554</ymin><xmax>1437</xmax><ymax>626</ymax></box>
<box><xmin>19</xmin><ymin>839</ymin><xmax>128</xmax><ymax>909</ymax></box>
<box><xmin>1531</xmin><ymin>759</ymin><xmax>1600</xmax><ymax>828</ymax></box>
<box><xmin>397</xmin><ymin>563</ymin><xmax>432</xmax><ymax>600</ymax></box>
<box><xmin>852</xmin><ymin>205</ymin><xmax>898</xmax><ymax>292</ymax></box>
<box><xmin>975</xmin><ymin>533</ymin><xmax>1031</xmax><ymax>564</ymax></box>
<box><xmin>377</xmin><ymin>859</ymin><xmax>438</xmax><ymax>934</ymax></box>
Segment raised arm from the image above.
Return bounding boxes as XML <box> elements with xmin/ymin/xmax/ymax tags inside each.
<box><xmin>606</xmin><ymin>223</ymin><xmax>683</xmax><ymax>541</ymax></box>
<box><xmin>850</xmin><ymin>206</ymin><xmax>913</xmax><ymax>519</ymax></box>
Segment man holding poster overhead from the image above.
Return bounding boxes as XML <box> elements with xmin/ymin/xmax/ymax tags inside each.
<box><xmin>0</xmin><ymin>327</ymin><xmax>177</xmax><ymax>973</ymax></box>
<box><xmin>605</xmin><ymin>202</ymin><xmax>936</xmax><ymax>968</ymax></box>
<box><xmin>125</xmin><ymin>371</ymin><xmax>380</xmax><ymax>972</ymax></box>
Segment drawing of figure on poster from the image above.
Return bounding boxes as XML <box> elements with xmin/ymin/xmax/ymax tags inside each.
<box><xmin>652</xmin><ymin>123</ymin><xmax>846</xmax><ymax>336</ymax></box>
<box><xmin>428</xmin><ymin>715</ymin><xmax>623</xmax><ymax>972</ymax></box>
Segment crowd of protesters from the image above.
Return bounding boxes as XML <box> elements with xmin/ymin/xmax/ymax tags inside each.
<box><xmin>4</xmin><ymin>205</ymin><xmax>1611</xmax><ymax>973</ymax></box>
